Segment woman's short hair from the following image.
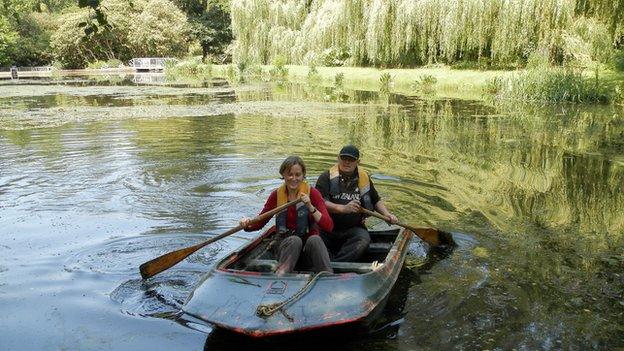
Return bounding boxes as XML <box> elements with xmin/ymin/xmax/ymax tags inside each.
<box><xmin>279</xmin><ymin>155</ymin><xmax>306</xmax><ymax>176</ymax></box>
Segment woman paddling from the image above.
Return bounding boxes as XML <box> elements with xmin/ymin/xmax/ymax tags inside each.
<box><xmin>239</xmin><ymin>156</ymin><xmax>333</xmax><ymax>275</ymax></box>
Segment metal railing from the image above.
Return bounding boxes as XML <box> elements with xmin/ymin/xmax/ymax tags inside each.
<box><xmin>128</xmin><ymin>58</ymin><xmax>177</xmax><ymax>70</ymax></box>
<box><xmin>0</xmin><ymin>66</ymin><xmax>53</xmax><ymax>72</ymax></box>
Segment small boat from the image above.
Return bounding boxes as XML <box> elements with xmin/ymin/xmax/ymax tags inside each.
<box><xmin>181</xmin><ymin>225</ymin><xmax>414</xmax><ymax>338</ymax></box>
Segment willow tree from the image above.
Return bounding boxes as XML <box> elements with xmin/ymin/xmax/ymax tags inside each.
<box><xmin>231</xmin><ymin>0</ymin><xmax>623</xmax><ymax>67</ymax></box>
<box><xmin>575</xmin><ymin>0</ymin><xmax>624</xmax><ymax>44</ymax></box>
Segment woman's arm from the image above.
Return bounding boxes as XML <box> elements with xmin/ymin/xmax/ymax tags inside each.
<box><xmin>240</xmin><ymin>191</ymin><xmax>277</xmax><ymax>231</ymax></box>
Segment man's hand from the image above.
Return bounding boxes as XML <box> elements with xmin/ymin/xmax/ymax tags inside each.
<box><xmin>384</xmin><ymin>213</ymin><xmax>398</xmax><ymax>225</ymax></box>
<box><xmin>342</xmin><ymin>200</ymin><xmax>361</xmax><ymax>214</ymax></box>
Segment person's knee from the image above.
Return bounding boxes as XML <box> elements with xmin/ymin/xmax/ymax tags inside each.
<box><xmin>304</xmin><ymin>235</ymin><xmax>325</xmax><ymax>251</ymax></box>
<box><xmin>283</xmin><ymin>236</ymin><xmax>303</xmax><ymax>250</ymax></box>
<box><xmin>353</xmin><ymin>228</ymin><xmax>371</xmax><ymax>245</ymax></box>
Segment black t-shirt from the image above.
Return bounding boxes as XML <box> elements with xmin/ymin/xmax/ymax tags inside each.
<box><xmin>315</xmin><ymin>168</ymin><xmax>381</xmax><ymax>231</ymax></box>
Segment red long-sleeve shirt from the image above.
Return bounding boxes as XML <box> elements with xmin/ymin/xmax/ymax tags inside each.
<box><xmin>245</xmin><ymin>187</ymin><xmax>333</xmax><ymax>237</ymax></box>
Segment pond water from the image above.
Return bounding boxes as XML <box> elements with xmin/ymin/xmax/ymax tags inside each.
<box><xmin>0</xmin><ymin>73</ymin><xmax>622</xmax><ymax>350</ymax></box>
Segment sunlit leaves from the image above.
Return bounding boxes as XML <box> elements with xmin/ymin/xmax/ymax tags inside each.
<box><xmin>231</xmin><ymin>0</ymin><xmax>621</xmax><ymax>68</ymax></box>
<box><xmin>52</xmin><ymin>0</ymin><xmax>189</xmax><ymax>68</ymax></box>
<box><xmin>0</xmin><ymin>16</ymin><xmax>18</xmax><ymax>65</ymax></box>
<box><xmin>76</xmin><ymin>0</ymin><xmax>110</xmax><ymax>36</ymax></box>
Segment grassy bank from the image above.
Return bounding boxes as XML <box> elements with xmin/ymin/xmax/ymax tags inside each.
<box><xmin>206</xmin><ymin>64</ymin><xmax>623</xmax><ymax>103</ymax></box>
<box><xmin>285</xmin><ymin>65</ymin><xmax>508</xmax><ymax>101</ymax></box>
<box><xmin>207</xmin><ymin>64</ymin><xmax>510</xmax><ymax>100</ymax></box>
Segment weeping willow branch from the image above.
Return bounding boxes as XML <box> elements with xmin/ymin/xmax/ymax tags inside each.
<box><xmin>231</xmin><ymin>0</ymin><xmax>623</xmax><ymax>67</ymax></box>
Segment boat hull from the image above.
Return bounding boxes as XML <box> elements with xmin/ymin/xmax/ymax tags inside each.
<box><xmin>182</xmin><ymin>226</ymin><xmax>413</xmax><ymax>338</ymax></box>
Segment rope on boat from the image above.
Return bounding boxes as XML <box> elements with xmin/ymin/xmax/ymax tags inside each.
<box><xmin>256</xmin><ymin>271</ymin><xmax>331</xmax><ymax>319</ymax></box>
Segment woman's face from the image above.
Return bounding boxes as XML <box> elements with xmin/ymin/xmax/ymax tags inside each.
<box><xmin>282</xmin><ymin>164</ymin><xmax>304</xmax><ymax>191</ymax></box>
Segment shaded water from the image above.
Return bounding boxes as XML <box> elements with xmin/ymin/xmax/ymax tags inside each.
<box><xmin>0</xmin><ymin>74</ymin><xmax>622</xmax><ymax>350</ymax></box>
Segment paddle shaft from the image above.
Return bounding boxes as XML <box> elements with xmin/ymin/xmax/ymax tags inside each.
<box><xmin>140</xmin><ymin>198</ymin><xmax>303</xmax><ymax>279</ymax></box>
<box><xmin>360</xmin><ymin>207</ymin><xmax>442</xmax><ymax>246</ymax></box>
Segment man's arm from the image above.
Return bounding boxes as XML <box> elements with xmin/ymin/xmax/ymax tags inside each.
<box><xmin>374</xmin><ymin>200</ymin><xmax>398</xmax><ymax>224</ymax></box>
<box><xmin>369</xmin><ymin>179</ymin><xmax>397</xmax><ymax>223</ymax></box>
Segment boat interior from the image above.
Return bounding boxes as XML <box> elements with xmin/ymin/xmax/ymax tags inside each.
<box><xmin>224</xmin><ymin>228</ymin><xmax>401</xmax><ymax>275</ymax></box>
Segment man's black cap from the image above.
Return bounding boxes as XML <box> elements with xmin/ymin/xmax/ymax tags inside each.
<box><xmin>339</xmin><ymin>145</ymin><xmax>360</xmax><ymax>159</ymax></box>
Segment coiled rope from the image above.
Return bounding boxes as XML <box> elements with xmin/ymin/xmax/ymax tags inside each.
<box><xmin>256</xmin><ymin>271</ymin><xmax>331</xmax><ymax>319</ymax></box>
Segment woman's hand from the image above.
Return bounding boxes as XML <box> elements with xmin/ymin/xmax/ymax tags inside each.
<box><xmin>239</xmin><ymin>217</ymin><xmax>251</xmax><ymax>228</ymax></box>
<box><xmin>299</xmin><ymin>193</ymin><xmax>312</xmax><ymax>207</ymax></box>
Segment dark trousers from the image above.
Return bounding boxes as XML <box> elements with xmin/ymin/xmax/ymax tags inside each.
<box><xmin>321</xmin><ymin>226</ymin><xmax>371</xmax><ymax>262</ymax></box>
<box><xmin>276</xmin><ymin>235</ymin><xmax>333</xmax><ymax>274</ymax></box>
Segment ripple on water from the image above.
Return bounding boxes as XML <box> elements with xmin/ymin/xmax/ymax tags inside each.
<box><xmin>110</xmin><ymin>270</ymin><xmax>205</xmax><ymax>317</ymax></box>
<box><xmin>64</xmin><ymin>234</ymin><xmax>231</xmax><ymax>276</ymax></box>
<box><xmin>68</xmin><ymin>234</ymin><xmax>246</xmax><ymax>320</ymax></box>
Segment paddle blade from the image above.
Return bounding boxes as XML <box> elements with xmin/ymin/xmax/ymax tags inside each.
<box><xmin>411</xmin><ymin>227</ymin><xmax>456</xmax><ymax>247</ymax></box>
<box><xmin>139</xmin><ymin>244</ymin><xmax>202</xmax><ymax>279</ymax></box>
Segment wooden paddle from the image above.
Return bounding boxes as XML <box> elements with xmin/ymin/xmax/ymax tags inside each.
<box><xmin>360</xmin><ymin>208</ymin><xmax>456</xmax><ymax>247</ymax></box>
<box><xmin>139</xmin><ymin>198</ymin><xmax>303</xmax><ymax>279</ymax></box>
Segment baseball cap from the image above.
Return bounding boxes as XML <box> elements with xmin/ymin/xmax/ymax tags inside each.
<box><xmin>339</xmin><ymin>145</ymin><xmax>360</xmax><ymax>159</ymax></box>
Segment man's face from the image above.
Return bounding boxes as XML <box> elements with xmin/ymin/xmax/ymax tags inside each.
<box><xmin>338</xmin><ymin>155</ymin><xmax>358</xmax><ymax>174</ymax></box>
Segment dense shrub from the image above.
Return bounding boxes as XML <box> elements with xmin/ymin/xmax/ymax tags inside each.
<box><xmin>9</xmin><ymin>12</ymin><xmax>56</xmax><ymax>66</ymax></box>
<box><xmin>0</xmin><ymin>16</ymin><xmax>18</xmax><ymax>66</ymax></box>
<box><xmin>128</xmin><ymin>0</ymin><xmax>189</xmax><ymax>57</ymax></box>
<box><xmin>612</xmin><ymin>50</ymin><xmax>624</xmax><ymax>72</ymax></box>
<box><xmin>50</xmin><ymin>0</ymin><xmax>188</xmax><ymax>68</ymax></box>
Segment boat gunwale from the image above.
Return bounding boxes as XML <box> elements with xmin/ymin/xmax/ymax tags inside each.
<box><xmin>215</xmin><ymin>225</ymin><xmax>409</xmax><ymax>279</ymax></box>
<box><xmin>182</xmin><ymin>226</ymin><xmax>414</xmax><ymax>338</ymax></box>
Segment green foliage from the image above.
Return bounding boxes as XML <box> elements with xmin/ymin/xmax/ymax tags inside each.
<box><xmin>225</xmin><ymin>63</ymin><xmax>236</xmax><ymax>81</ymax></box>
<box><xmin>77</xmin><ymin>0</ymin><xmax>110</xmax><ymax>36</ymax></box>
<box><xmin>165</xmin><ymin>56</ymin><xmax>212</xmax><ymax>79</ymax></box>
<box><xmin>50</xmin><ymin>2</ymin><xmax>127</xmax><ymax>68</ymax></box>
<box><xmin>334</xmin><ymin>72</ymin><xmax>344</xmax><ymax>89</ymax></box>
<box><xmin>0</xmin><ymin>0</ymin><xmax>41</xmax><ymax>18</ymax></box>
<box><xmin>526</xmin><ymin>50</ymin><xmax>552</xmax><ymax>69</ymax></box>
<box><xmin>379</xmin><ymin>72</ymin><xmax>392</xmax><ymax>94</ymax></box>
<box><xmin>231</xmin><ymin>0</ymin><xmax>622</xmax><ymax>68</ymax></box>
<box><xmin>317</xmin><ymin>47</ymin><xmax>350</xmax><ymax>67</ymax></box>
<box><xmin>269</xmin><ymin>54</ymin><xmax>288</xmax><ymax>80</ymax></box>
<box><xmin>50</xmin><ymin>0</ymin><xmax>189</xmax><ymax>68</ymax></box>
<box><xmin>493</xmin><ymin>66</ymin><xmax>612</xmax><ymax>103</ymax></box>
<box><xmin>86</xmin><ymin>58</ymin><xmax>122</xmax><ymax>69</ymax></box>
<box><xmin>129</xmin><ymin>0</ymin><xmax>189</xmax><ymax>57</ymax></box>
<box><xmin>189</xmin><ymin>2</ymin><xmax>233</xmax><ymax>62</ymax></box>
<box><xmin>10</xmin><ymin>12</ymin><xmax>56</xmax><ymax>66</ymax></box>
<box><xmin>306</xmin><ymin>63</ymin><xmax>320</xmax><ymax>82</ymax></box>
<box><xmin>613</xmin><ymin>81</ymin><xmax>624</xmax><ymax>105</ymax></box>
<box><xmin>574</xmin><ymin>0</ymin><xmax>624</xmax><ymax>46</ymax></box>
<box><xmin>563</xmin><ymin>17</ymin><xmax>613</xmax><ymax>66</ymax></box>
<box><xmin>483</xmin><ymin>76</ymin><xmax>504</xmax><ymax>96</ymax></box>
<box><xmin>0</xmin><ymin>16</ymin><xmax>18</xmax><ymax>65</ymax></box>
<box><xmin>236</xmin><ymin>58</ymin><xmax>248</xmax><ymax>75</ymax></box>
<box><xmin>612</xmin><ymin>50</ymin><xmax>624</xmax><ymax>71</ymax></box>
<box><xmin>411</xmin><ymin>74</ymin><xmax>437</xmax><ymax>94</ymax></box>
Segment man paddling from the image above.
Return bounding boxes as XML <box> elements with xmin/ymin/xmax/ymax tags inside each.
<box><xmin>315</xmin><ymin>145</ymin><xmax>398</xmax><ymax>262</ymax></box>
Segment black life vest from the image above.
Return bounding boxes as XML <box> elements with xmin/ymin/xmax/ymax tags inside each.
<box><xmin>328</xmin><ymin>165</ymin><xmax>374</xmax><ymax>210</ymax></box>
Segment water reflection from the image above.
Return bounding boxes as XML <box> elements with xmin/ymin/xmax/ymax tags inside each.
<box><xmin>0</xmin><ymin>74</ymin><xmax>622</xmax><ymax>349</ymax></box>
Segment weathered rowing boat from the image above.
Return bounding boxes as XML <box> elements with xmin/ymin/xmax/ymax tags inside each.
<box><xmin>182</xmin><ymin>225</ymin><xmax>413</xmax><ymax>338</ymax></box>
